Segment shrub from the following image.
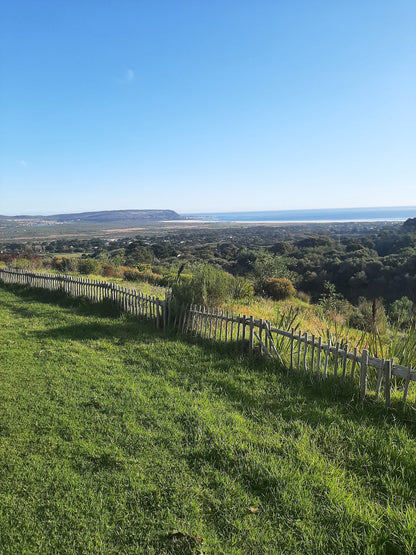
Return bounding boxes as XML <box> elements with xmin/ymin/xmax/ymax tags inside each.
<box><xmin>122</xmin><ymin>267</ymin><xmax>163</xmax><ymax>285</ymax></box>
<box><xmin>296</xmin><ymin>291</ymin><xmax>310</xmax><ymax>304</ymax></box>
<box><xmin>250</xmin><ymin>252</ymin><xmax>293</xmax><ymax>294</ymax></box>
<box><xmin>13</xmin><ymin>258</ymin><xmax>32</xmax><ymax>270</ymax></box>
<box><xmin>102</xmin><ymin>264</ymin><xmax>115</xmax><ymax>277</ymax></box>
<box><xmin>123</xmin><ymin>268</ymin><xmax>141</xmax><ymax>281</ymax></box>
<box><xmin>139</xmin><ymin>269</ymin><xmax>163</xmax><ymax>285</ymax></box>
<box><xmin>264</xmin><ymin>278</ymin><xmax>296</xmax><ymax>301</ymax></box>
<box><xmin>171</xmin><ymin>264</ymin><xmax>234</xmax><ymax>308</ymax></box>
<box><xmin>318</xmin><ymin>281</ymin><xmax>344</xmax><ymax>312</ymax></box>
<box><xmin>52</xmin><ymin>256</ymin><xmax>78</xmax><ymax>273</ymax></box>
<box><xmin>353</xmin><ymin>298</ymin><xmax>389</xmax><ymax>335</ymax></box>
<box><xmin>231</xmin><ymin>277</ymin><xmax>254</xmax><ymax>300</ymax></box>
<box><xmin>389</xmin><ymin>296</ymin><xmax>414</xmax><ymax>329</ymax></box>
<box><xmin>115</xmin><ymin>266</ymin><xmax>130</xmax><ymax>278</ymax></box>
<box><xmin>77</xmin><ymin>258</ymin><xmax>101</xmax><ymax>275</ymax></box>
<box><xmin>348</xmin><ymin>307</ymin><xmax>366</xmax><ymax>330</ymax></box>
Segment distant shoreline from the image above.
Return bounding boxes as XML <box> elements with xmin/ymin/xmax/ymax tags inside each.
<box><xmin>183</xmin><ymin>207</ymin><xmax>416</xmax><ymax>224</ymax></box>
<box><xmin>167</xmin><ymin>218</ymin><xmax>408</xmax><ymax>224</ymax></box>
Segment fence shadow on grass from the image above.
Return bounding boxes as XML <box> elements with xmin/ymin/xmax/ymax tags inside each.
<box><xmin>1</xmin><ymin>283</ymin><xmax>123</xmax><ymax>318</ymax></box>
<box><xmin>4</xmin><ymin>281</ymin><xmax>416</xmax><ymax>434</ymax></box>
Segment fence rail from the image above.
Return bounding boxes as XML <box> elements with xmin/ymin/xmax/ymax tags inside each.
<box><xmin>175</xmin><ymin>304</ymin><xmax>416</xmax><ymax>407</ymax></box>
<box><xmin>1</xmin><ymin>267</ymin><xmax>415</xmax><ymax>409</ymax></box>
<box><xmin>0</xmin><ymin>267</ymin><xmax>166</xmax><ymax>329</ymax></box>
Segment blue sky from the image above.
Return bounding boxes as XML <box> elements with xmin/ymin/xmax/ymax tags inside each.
<box><xmin>1</xmin><ymin>0</ymin><xmax>415</xmax><ymax>215</ymax></box>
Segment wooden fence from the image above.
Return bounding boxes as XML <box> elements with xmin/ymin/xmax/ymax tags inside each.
<box><xmin>0</xmin><ymin>268</ymin><xmax>166</xmax><ymax>329</ymax></box>
<box><xmin>1</xmin><ymin>267</ymin><xmax>415</xmax><ymax>408</ymax></box>
<box><xmin>171</xmin><ymin>303</ymin><xmax>416</xmax><ymax>408</ymax></box>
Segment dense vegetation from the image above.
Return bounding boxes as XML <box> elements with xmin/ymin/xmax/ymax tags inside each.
<box><xmin>2</xmin><ymin>218</ymin><xmax>416</xmax><ymax>331</ymax></box>
<box><xmin>1</xmin><ymin>284</ymin><xmax>416</xmax><ymax>553</ymax></box>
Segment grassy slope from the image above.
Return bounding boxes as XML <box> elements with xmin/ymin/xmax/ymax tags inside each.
<box><xmin>1</xmin><ymin>285</ymin><xmax>416</xmax><ymax>554</ymax></box>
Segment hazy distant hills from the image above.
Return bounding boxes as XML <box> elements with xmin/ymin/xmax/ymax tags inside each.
<box><xmin>0</xmin><ymin>210</ymin><xmax>190</xmax><ymax>240</ymax></box>
<box><xmin>0</xmin><ymin>209</ymin><xmax>184</xmax><ymax>223</ymax></box>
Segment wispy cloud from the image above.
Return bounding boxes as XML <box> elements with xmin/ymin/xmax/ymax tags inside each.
<box><xmin>17</xmin><ymin>160</ymin><xmax>27</xmax><ymax>167</ymax></box>
<box><xmin>125</xmin><ymin>68</ymin><xmax>134</xmax><ymax>83</ymax></box>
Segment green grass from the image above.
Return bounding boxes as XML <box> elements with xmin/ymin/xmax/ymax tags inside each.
<box><xmin>41</xmin><ymin>269</ymin><xmax>168</xmax><ymax>299</ymax></box>
<box><xmin>1</xmin><ymin>284</ymin><xmax>416</xmax><ymax>554</ymax></box>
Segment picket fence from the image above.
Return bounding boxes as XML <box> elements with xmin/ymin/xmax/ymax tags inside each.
<box><xmin>1</xmin><ymin>267</ymin><xmax>415</xmax><ymax>409</ymax></box>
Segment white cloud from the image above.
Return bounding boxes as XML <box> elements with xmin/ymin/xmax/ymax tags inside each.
<box><xmin>17</xmin><ymin>160</ymin><xmax>27</xmax><ymax>167</ymax></box>
<box><xmin>126</xmin><ymin>68</ymin><xmax>134</xmax><ymax>83</ymax></box>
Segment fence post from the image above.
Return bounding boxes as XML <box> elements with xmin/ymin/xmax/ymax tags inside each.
<box><xmin>163</xmin><ymin>299</ymin><xmax>167</xmax><ymax>331</ymax></box>
<box><xmin>289</xmin><ymin>328</ymin><xmax>294</xmax><ymax>370</ymax></box>
<box><xmin>384</xmin><ymin>359</ymin><xmax>392</xmax><ymax>408</ymax></box>
<box><xmin>249</xmin><ymin>316</ymin><xmax>254</xmax><ymax>353</ymax></box>
<box><xmin>360</xmin><ymin>349</ymin><xmax>368</xmax><ymax>399</ymax></box>
<box><xmin>155</xmin><ymin>298</ymin><xmax>160</xmax><ymax>329</ymax></box>
<box><xmin>375</xmin><ymin>359</ymin><xmax>384</xmax><ymax>399</ymax></box>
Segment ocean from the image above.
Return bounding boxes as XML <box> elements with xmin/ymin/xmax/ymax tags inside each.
<box><xmin>185</xmin><ymin>206</ymin><xmax>416</xmax><ymax>223</ymax></box>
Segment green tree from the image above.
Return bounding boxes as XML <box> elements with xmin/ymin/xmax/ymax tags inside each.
<box><xmin>390</xmin><ymin>296</ymin><xmax>414</xmax><ymax>328</ymax></box>
<box><xmin>250</xmin><ymin>251</ymin><xmax>293</xmax><ymax>295</ymax></box>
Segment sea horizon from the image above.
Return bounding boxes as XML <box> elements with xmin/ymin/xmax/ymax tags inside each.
<box><xmin>184</xmin><ymin>206</ymin><xmax>416</xmax><ymax>223</ymax></box>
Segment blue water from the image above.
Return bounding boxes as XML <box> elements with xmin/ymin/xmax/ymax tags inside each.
<box><xmin>186</xmin><ymin>206</ymin><xmax>416</xmax><ymax>223</ymax></box>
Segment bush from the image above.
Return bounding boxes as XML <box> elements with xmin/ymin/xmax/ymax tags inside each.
<box><xmin>171</xmin><ymin>264</ymin><xmax>234</xmax><ymax>308</ymax></box>
<box><xmin>348</xmin><ymin>307</ymin><xmax>366</xmax><ymax>330</ymax></box>
<box><xmin>389</xmin><ymin>296</ymin><xmax>414</xmax><ymax>329</ymax></box>
<box><xmin>264</xmin><ymin>278</ymin><xmax>296</xmax><ymax>301</ymax></box>
<box><xmin>52</xmin><ymin>256</ymin><xmax>78</xmax><ymax>273</ymax></box>
<box><xmin>115</xmin><ymin>266</ymin><xmax>130</xmax><ymax>278</ymax></box>
<box><xmin>122</xmin><ymin>267</ymin><xmax>163</xmax><ymax>285</ymax></box>
<box><xmin>77</xmin><ymin>258</ymin><xmax>101</xmax><ymax>275</ymax></box>
<box><xmin>123</xmin><ymin>268</ymin><xmax>141</xmax><ymax>281</ymax></box>
<box><xmin>231</xmin><ymin>277</ymin><xmax>254</xmax><ymax>300</ymax></box>
<box><xmin>102</xmin><ymin>264</ymin><xmax>115</xmax><ymax>277</ymax></box>
<box><xmin>13</xmin><ymin>258</ymin><xmax>32</xmax><ymax>270</ymax></box>
<box><xmin>139</xmin><ymin>269</ymin><xmax>163</xmax><ymax>285</ymax></box>
<box><xmin>352</xmin><ymin>298</ymin><xmax>389</xmax><ymax>335</ymax></box>
<box><xmin>296</xmin><ymin>291</ymin><xmax>310</xmax><ymax>304</ymax></box>
<box><xmin>250</xmin><ymin>251</ymin><xmax>293</xmax><ymax>294</ymax></box>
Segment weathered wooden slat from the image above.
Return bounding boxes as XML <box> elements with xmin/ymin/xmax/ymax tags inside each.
<box><xmin>323</xmin><ymin>338</ymin><xmax>330</xmax><ymax>378</ymax></box>
<box><xmin>302</xmin><ymin>332</ymin><xmax>308</xmax><ymax>373</ymax></box>
<box><xmin>385</xmin><ymin>359</ymin><xmax>392</xmax><ymax>408</ymax></box>
<box><xmin>333</xmin><ymin>341</ymin><xmax>340</xmax><ymax>378</ymax></box>
<box><xmin>375</xmin><ymin>358</ymin><xmax>385</xmax><ymax>399</ymax></box>
<box><xmin>258</xmin><ymin>319</ymin><xmax>264</xmax><ymax>354</ymax></box>
<box><xmin>296</xmin><ymin>330</ymin><xmax>302</xmax><ymax>372</ymax></box>
<box><xmin>310</xmin><ymin>334</ymin><xmax>315</xmax><ymax>376</ymax></box>
<box><xmin>360</xmin><ymin>349</ymin><xmax>369</xmax><ymax>399</ymax></box>
<box><xmin>254</xmin><ymin>331</ymin><xmax>271</xmax><ymax>359</ymax></box>
<box><xmin>350</xmin><ymin>347</ymin><xmax>357</xmax><ymax>381</ymax></box>
<box><xmin>392</xmin><ymin>364</ymin><xmax>416</xmax><ymax>381</ymax></box>
<box><xmin>264</xmin><ymin>324</ymin><xmax>283</xmax><ymax>365</ymax></box>
<box><xmin>290</xmin><ymin>328</ymin><xmax>295</xmax><ymax>371</ymax></box>
<box><xmin>249</xmin><ymin>316</ymin><xmax>254</xmax><ymax>352</ymax></box>
<box><xmin>317</xmin><ymin>336</ymin><xmax>322</xmax><ymax>377</ymax></box>
<box><xmin>203</xmin><ymin>307</ymin><xmax>208</xmax><ymax>337</ymax></box>
<box><xmin>342</xmin><ymin>343</ymin><xmax>348</xmax><ymax>378</ymax></box>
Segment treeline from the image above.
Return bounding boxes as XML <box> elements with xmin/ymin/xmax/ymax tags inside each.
<box><xmin>1</xmin><ymin>218</ymin><xmax>415</xmax><ymax>329</ymax></box>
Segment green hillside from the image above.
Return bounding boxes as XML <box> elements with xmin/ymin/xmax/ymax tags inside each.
<box><xmin>1</xmin><ymin>284</ymin><xmax>416</xmax><ymax>554</ymax></box>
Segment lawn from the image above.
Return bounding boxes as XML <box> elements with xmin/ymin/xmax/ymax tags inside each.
<box><xmin>1</xmin><ymin>284</ymin><xmax>416</xmax><ymax>554</ymax></box>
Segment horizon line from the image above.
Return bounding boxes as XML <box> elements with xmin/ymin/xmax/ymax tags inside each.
<box><xmin>2</xmin><ymin>204</ymin><xmax>416</xmax><ymax>218</ymax></box>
